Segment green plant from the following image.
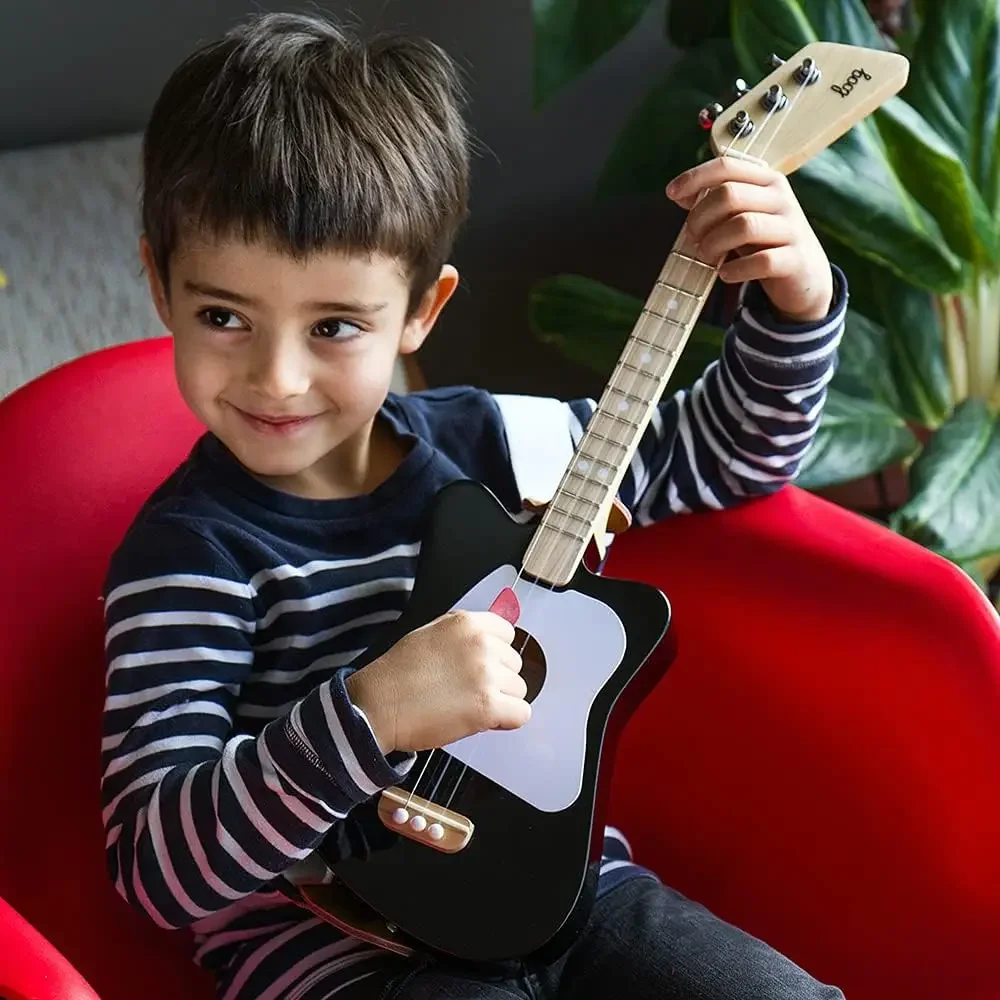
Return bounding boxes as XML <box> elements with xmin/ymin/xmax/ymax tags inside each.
<box><xmin>529</xmin><ymin>0</ymin><xmax>1000</xmax><ymax>600</ymax></box>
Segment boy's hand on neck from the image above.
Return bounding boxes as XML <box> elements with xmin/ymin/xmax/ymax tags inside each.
<box><xmin>666</xmin><ymin>156</ymin><xmax>834</xmax><ymax>324</ymax></box>
<box><xmin>345</xmin><ymin>611</ymin><xmax>530</xmax><ymax>755</ymax></box>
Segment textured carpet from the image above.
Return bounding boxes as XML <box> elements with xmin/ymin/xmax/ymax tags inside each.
<box><xmin>0</xmin><ymin>132</ymin><xmax>408</xmax><ymax>398</ymax></box>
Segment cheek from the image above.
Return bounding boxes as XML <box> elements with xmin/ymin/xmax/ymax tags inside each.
<box><xmin>173</xmin><ymin>337</ymin><xmax>231</xmax><ymax>408</ymax></box>
<box><xmin>316</xmin><ymin>339</ymin><xmax>400</xmax><ymax>405</ymax></box>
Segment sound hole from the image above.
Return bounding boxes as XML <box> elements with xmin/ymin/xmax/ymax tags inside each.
<box><xmin>513</xmin><ymin>628</ymin><xmax>546</xmax><ymax>703</ymax></box>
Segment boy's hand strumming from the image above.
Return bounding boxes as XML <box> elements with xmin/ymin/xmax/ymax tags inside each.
<box><xmin>666</xmin><ymin>157</ymin><xmax>834</xmax><ymax>323</ymax></box>
<box><xmin>346</xmin><ymin>611</ymin><xmax>530</xmax><ymax>754</ymax></box>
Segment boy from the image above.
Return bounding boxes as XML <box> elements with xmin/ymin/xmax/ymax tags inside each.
<box><xmin>101</xmin><ymin>11</ymin><xmax>848</xmax><ymax>999</ymax></box>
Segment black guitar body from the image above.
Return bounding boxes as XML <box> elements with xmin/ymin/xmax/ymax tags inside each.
<box><xmin>318</xmin><ymin>480</ymin><xmax>674</xmax><ymax>965</ymax></box>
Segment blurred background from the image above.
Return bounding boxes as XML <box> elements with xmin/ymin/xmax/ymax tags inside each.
<box><xmin>1</xmin><ymin>0</ymin><xmax>997</xmax><ymax>604</ymax></box>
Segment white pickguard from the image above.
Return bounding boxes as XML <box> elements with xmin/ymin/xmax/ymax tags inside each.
<box><xmin>443</xmin><ymin>565</ymin><xmax>627</xmax><ymax>813</ymax></box>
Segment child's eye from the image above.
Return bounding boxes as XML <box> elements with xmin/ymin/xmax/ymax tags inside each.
<box><xmin>313</xmin><ymin>318</ymin><xmax>363</xmax><ymax>341</ymax></box>
<box><xmin>198</xmin><ymin>307</ymin><xmax>244</xmax><ymax>330</ymax></box>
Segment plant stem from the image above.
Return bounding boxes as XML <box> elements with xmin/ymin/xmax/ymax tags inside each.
<box><xmin>937</xmin><ymin>292</ymin><xmax>969</xmax><ymax>405</ymax></box>
<box><xmin>968</xmin><ymin>271</ymin><xmax>1000</xmax><ymax>403</ymax></box>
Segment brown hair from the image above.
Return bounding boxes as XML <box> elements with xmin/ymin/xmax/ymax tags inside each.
<box><xmin>141</xmin><ymin>11</ymin><xmax>470</xmax><ymax>311</ymax></box>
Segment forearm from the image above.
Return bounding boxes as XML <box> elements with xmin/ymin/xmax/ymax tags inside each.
<box><xmin>102</xmin><ymin>670</ymin><xmax>412</xmax><ymax>929</ymax></box>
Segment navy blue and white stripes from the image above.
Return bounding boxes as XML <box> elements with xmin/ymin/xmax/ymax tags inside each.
<box><xmin>101</xmin><ymin>266</ymin><xmax>847</xmax><ymax>995</ymax></box>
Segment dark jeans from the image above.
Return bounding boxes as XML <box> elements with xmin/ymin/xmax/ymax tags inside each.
<box><xmin>341</xmin><ymin>878</ymin><xmax>846</xmax><ymax>1000</ymax></box>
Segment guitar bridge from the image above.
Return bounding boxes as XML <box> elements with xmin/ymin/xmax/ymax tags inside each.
<box><xmin>378</xmin><ymin>786</ymin><xmax>474</xmax><ymax>854</ymax></box>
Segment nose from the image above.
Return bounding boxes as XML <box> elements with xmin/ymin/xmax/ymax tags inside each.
<box><xmin>246</xmin><ymin>335</ymin><xmax>311</xmax><ymax>400</ymax></box>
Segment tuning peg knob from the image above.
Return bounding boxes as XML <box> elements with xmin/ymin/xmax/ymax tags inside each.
<box><xmin>760</xmin><ymin>83</ymin><xmax>787</xmax><ymax>112</ymax></box>
<box><xmin>768</xmin><ymin>53</ymin><xmax>785</xmax><ymax>69</ymax></box>
<box><xmin>794</xmin><ymin>56</ymin><xmax>821</xmax><ymax>85</ymax></box>
<box><xmin>728</xmin><ymin>110</ymin><xmax>754</xmax><ymax>139</ymax></box>
<box><xmin>733</xmin><ymin>78</ymin><xmax>750</xmax><ymax>99</ymax></box>
<box><xmin>697</xmin><ymin>102</ymin><xmax>724</xmax><ymax>130</ymax></box>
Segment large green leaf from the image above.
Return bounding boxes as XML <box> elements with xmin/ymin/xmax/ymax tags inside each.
<box><xmin>731</xmin><ymin>0</ymin><xmax>884</xmax><ymax>70</ymax></box>
<box><xmin>890</xmin><ymin>399</ymin><xmax>1000</xmax><ymax>561</ymax></box>
<box><xmin>528</xmin><ymin>273</ymin><xmax>725</xmax><ymax>392</ymax></box>
<box><xmin>731</xmin><ymin>0</ymin><xmax>967</xmax><ymax>293</ymax></box>
<box><xmin>532</xmin><ymin>0</ymin><xmax>655</xmax><ymax>107</ymax></box>
<box><xmin>666</xmin><ymin>0</ymin><xmax>731</xmax><ymax>48</ymax></box>
<box><xmin>824</xmin><ymin>237</ymin><xmax>951</xmax><ymax>428</ymax></box>
<box><xmin>904</xmin><ymin>0</ymin><xmax>1000</xmax><ymax>217</ymax></box>
<box><xmin>795</xmin><ymin>389</ymin><xmax>919</xmax><ymax>490</ymax></box>
<box><xmin>830</xmin><ymin>308</ymin><xmax>903</xmax><ymax>413</ymax></box>
<box><xmin>596</xmin><ymin>39</ymin><xmax>739</xmax><ymax>199</ymax></box>
<box><xmin>876</xmin><ymin>97</ymin><xmax>1000</xmax><ymax>267</ymax></box>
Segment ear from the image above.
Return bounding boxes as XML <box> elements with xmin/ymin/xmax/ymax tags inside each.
<box><xmin>139</xmin><ymin>236</ymin><xmax>173</xmax><ymax>329</ymax></box>
<box><xmin>399</xmin><ymin>265</ymin><xmax>459</xmax><ymax>354</ymax></box>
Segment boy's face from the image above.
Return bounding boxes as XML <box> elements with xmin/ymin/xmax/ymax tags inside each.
<box><xmin>141</xmin><ymin>236</ymin><xmax>455</xmax><ymax>497</ymax></box>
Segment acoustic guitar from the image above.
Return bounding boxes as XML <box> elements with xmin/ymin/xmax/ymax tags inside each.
<box><xmin>288</xmin><ymin>39</ymin><xmax>911</xmax><ymax>965</ymax></box>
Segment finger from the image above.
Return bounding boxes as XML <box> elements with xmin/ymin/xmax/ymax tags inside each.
<box><xmin>694</xmin><ymin>212</ymin><xmax>793</xmax><ymax>260</ymax></box>
<box><xmin>497</xmin><ymin>666</ymin><xmax>528</xmax><ymax>700</ymax></box>
<box><xmin>491</xmin><ymin>695</ymin><xmax>532</xmax><ymax>730</ymax></box>
<box><xmin>466</xmin><ymin>610</ymin><xmax>516</xmax><ymax>643</ymax></box>
<box><xmin>718</xmin><ymin>246</ymin><xmax>799</xmax><ymax>283</ymax></box>
<box><xmin>667</xmin><ymin>156</ymin><xmax>782</xmax><ymax>205</ymax></box>
<box><xmin>489</xmin><ymin>636</ymin><xmax>524</xmax><ymax>674</ymax></box>
<box><xmin>685</xmin><ymin>181</ymin><xmax>785</xmax><ymax>240</ymax></box>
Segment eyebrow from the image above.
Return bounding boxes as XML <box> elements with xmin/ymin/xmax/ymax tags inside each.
<box><xmin>182</xmin><ymin>280</ymin><xmax>388</xmax><ymax>314</ymax></box>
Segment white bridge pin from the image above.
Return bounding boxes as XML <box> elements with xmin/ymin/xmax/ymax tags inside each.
<box><xmin>391</xmin><ymin>807</ymin><xmax>409</xmax><ymax>825</ymax></box>
<box><xmin>428</xmin><ymin>823</ymin><xmax>445</xmax><ymax>841</ymax></box>
<box><xmin>409</xmin><ymin>814</ymin><xmax>428</xmax><ymax>832</ymax></box>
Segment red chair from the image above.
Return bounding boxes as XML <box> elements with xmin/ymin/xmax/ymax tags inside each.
<box><xmin>1</xmin><ymin>338</ymin><xmax>998</xmax><ymax>1000</ymax></box>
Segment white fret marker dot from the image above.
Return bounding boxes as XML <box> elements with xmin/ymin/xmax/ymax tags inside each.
<box><xmin>618</xmin><ymin>399</ymin><xmax>629</xmax><ymax>412</ymax></box>
<box><xmin>578</xmin><ymin>460</ymin><xmax>590</xmax><ymax>473</ymax></box>
<box><xmin>640</xmin><ymin>351</ymin><xmax>652</xmax><ymax>364</ymax></box>
<box><xmin>666</xmin><ymin>300</ymin><xmax>678</xmax><ymax>312</ymax></box>
<box><xmin>598</xmin><ymin>467</ymin><xmax>609</xmax><ymax>480</ymax></box>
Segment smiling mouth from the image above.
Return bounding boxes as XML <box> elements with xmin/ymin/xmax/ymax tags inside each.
<box><xmin>230</xmin><ymin>404</ymin><xmax>320</xmax><ymax>435</ymax></box>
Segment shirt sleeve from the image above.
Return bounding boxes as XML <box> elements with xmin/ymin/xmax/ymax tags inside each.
<box><xmin>100</xmin><ymin>520</ymin><xmax>413</xmax><ymax>930</ymax></box>
<box><xmin>496</xmin><ymin>265</ymin><xmax>848</xmax><ymax>525</ymax></box>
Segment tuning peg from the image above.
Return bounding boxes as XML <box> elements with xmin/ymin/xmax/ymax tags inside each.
<box><xmin>733</xmin><ymin>78</ymin><xmax>751</xmax><ymax>99</ymax></box>
<box><xmin>768</xmin><ymin>53</ymin><xmax>785</xmax><ymax>69</ymax></box>
<box><xmin>794</xmin><ymin>56</ymin><xmax>821</xmax><ymax>85</ymax></box>
<box><xmin>697</xmin><ymin>102</ymin><xmax>724</xmax><ymax>131</ymax></box>
<box><xmin>760</xmin><ymin>83</ymin><xmax>787</xmax><ymax>112</ymax></box>
<box><xmin>728</xmin><ymin>110</ymin><xmax>754</xmax><ymax>139</ymax></box>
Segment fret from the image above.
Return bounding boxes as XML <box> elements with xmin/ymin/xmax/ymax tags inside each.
<box><xmin>548</xmin><ymin>499</ymin><xmax>591</xmax><ymax>527</ymax></box>
<box><xmin>541</xmin><ymin>520</ymin><xmax>590</xmax><ymax>545</ymax></box>
<box><xmin>615</xmin><ymin>359</ymin><xmax>661</xmax><ymax>382</ymax></box>
<box><xmin>621</xmin><ymin>338</ymin><xmax>678</xmax><ymax>368</ymax></box>
<box><xmin>554</xmin><ymin>484</ymin><xmax>601</xmax><ymax>508</ymax></box>
<box><xmin>604</xmin><ymin>408</ymin><xmax>642</xmax><ymax>429</ymax></box>
<box><xmin>647</xmin><ymin>283</ymin><xmax>704</xmax><ymax>327</ymax></box>
<box><xmin>654</xmin><ymin>279</ymin><xmax>701</xmax><ymax>301</ymax></box>
<box><xmin>632</xmin><ymin>333</ymin><xmax>674</xmax><ymax>351</ymax></box>
<box><xmin>567</xmin><ymin>462</ymin><xmax>616</xmax><ymax>485</ymax></box>
<box><xmin>607</xmin><ymin>387</ymin><xmax>647</xmax><ymax>406</ymax></box>
<box><xmin>670</xmin><ymin>250</ymin><xmax>716</xmax><ymax>273</ymax></box>
<box><xmin>584</xmin><ymin>427</ymin><xmax>630</xmax><ymax>451</ymax></box>
<box><xmin>555</xmin><ymin>485</ymin><xmax>600</xmax><ymax>509</ymax></box>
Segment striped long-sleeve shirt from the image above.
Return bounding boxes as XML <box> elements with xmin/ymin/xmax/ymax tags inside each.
<box><xmin>101</xmin><ymin>266</ymin><xmax>847</xmax><ymax>973</ymax></box>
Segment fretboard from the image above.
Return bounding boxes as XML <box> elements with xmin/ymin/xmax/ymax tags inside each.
<box><xmin>522</xmin><ymin>229</ymin><xmax>721</xmax><ymax>586</ymax></box>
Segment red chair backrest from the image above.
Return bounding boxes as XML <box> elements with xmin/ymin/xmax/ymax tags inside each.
<box><xmin>0</xmin><ymin>339</ymin><xmax>213</xmax><ymax>999</ymax></box>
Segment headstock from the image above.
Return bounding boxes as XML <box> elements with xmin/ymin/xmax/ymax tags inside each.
<box><xmin>699</xmin><ymin>41</ymin><xmax>910</xmax><ymax>175</ymax></box>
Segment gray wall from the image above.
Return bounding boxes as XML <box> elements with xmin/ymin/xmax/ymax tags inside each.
<box><xmin>1</xmin><ymin>0</ymin><xmax>687</xmax><ymax>398</ymax></box>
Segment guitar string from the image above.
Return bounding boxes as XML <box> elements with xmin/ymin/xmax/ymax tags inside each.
<box><xmin>432</xmin><ymin>81</ymin><xmax>799</xmax><ymax>817</ymax></box>
<box><xmin>407</xmin><ymin>66</ymin><xmax>809</xmax><ymax>821</ymax></box>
